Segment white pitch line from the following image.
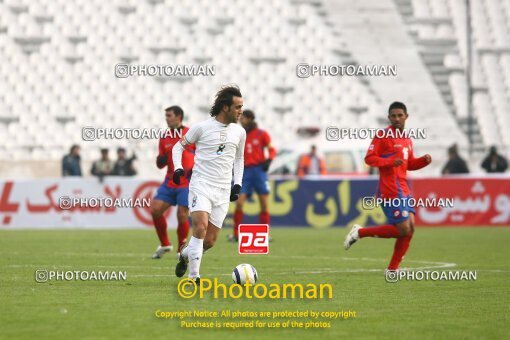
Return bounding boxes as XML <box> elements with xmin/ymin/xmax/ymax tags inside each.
<box><xmin>475</xmin><ymin>269</ymin><xmax>510</xmax><ymax>273</ymax></box>
<box><xmin>4</xmin><ymin>252</ymin><xmax>409</xmax><ymax>260</ymax></box>
<box><xmin>2</xmin><ymin>252</ymin><xmax>457</xmax><ymax>270</ymax></box>
<box><xmin>3</xmin><ymin>258</ymin><xmax>459</xmax><ymax>277</ymax></box>
<box><xmin>127</xmin><ymin>259</ymin><xmax>460</xmax><ymax>278</ymax></box>
<box><xmin>4</xmin><ymin>264</ymin><xmax>171</xmax><ymax>270</ymax></box>
<box><xmin>7</xmin><ymin>252</ymin><xmax>454</xmax><ymax>263</ymax></box>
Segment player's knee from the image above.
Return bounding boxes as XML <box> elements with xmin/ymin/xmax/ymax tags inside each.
<box><xmin>194</xmin><ymin>222</ymin><xmax>207</xmax><ymax>232</ymax></box>
<box><xmin>176</xmin><ymin>209</ymin><xmax>188</xmax><ymax>223</ymax></box>
<box><xmin>399</xmin><ymin>225</ymin><xmax>412</xmax><ymax>237</ymax></box>
<box><xmin>203</xmin><ymin>239</ymin><xmax>215</xmax><ymax>250</ymax></box>
<box><xmin>150</xmin><ymin>204</ymin><xmax>162</xmax><ymax>219</ymax></box>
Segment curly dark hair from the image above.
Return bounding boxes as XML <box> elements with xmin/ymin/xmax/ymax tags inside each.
<box><xmin>210</xmin><ymin>85</ymin><xmax>242</xmax><ymax>117</ymax></box>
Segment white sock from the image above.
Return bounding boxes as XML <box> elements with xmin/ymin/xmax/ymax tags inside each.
<box><xmin>187</xmin><ymin>236</ymin><xmax>204</xmax><ymax>279</ymax></box>
<box><xmin>182</xmin><ymin>245</ymin><xmax>190</xmax><ymax>259</ymax></box>
<box><xmin>182</xmin><ymin>244</ymin><xmax>205</xmax><ymax>261</ymax></box>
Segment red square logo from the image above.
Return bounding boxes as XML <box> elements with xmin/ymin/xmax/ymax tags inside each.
<box><xmin>238</xmin><ymin>224</ymin><xmax>269</xmax><ymax>254</ymax></box>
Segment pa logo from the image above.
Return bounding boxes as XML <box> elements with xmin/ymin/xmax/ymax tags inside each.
<box><xmin>394</xmin><ymin>210</ymin><xmax>400</xmax><ymax>217</ymax></box>
<box><xmin>238</xmin><ymin>224</ymin><xmax>269</xmax><ymax>254</ymax></box>
<box><xmin>402</xmin><ymin>210</ymin><xmax>409</xmax><ymax>217</ymax></box>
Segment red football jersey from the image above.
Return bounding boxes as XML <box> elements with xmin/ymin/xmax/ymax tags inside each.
<box><xmin>157</xmin><ymin>126</ymin><xmax>194</xmax><ymax>188</ymax></box>
<box><xmin>244</xmin><ymin>128</ymin><xmax>276</xmax><ymax>167</ymax></box>
<box><xmin>365</xmin><ymin>126</ymin><xmax>428</xmax><ymax>198</ymax></box>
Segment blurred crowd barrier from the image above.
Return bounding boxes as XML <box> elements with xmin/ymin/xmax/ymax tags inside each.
<box><xmin>236</xmin><ymin>176</ymin><xmax>510</xmax><ymax>227</ymax></box>
<box><xmin>0</xmin><ymin>178</ymin><xmax>176</xmax><ymax>228</ymax></box>
<box><xmin>1</xmin><ymin>176</ymin><xmax>509</xmax><ymax>229</ymax></box>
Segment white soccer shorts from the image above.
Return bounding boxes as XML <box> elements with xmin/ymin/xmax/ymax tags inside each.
<box><xmin>188</xmin><ymin>180</ymin><xmax>230</xmax><ymax>228</ymax></box>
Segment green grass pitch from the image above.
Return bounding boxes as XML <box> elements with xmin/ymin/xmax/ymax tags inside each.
<box><xmin>1</xmin><ymin>227</ymin><xmax>509</xmax><ymax>339</ymax></box>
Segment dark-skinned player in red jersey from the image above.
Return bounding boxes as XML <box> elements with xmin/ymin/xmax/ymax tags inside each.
<box><xmin>344</xmin><ymin>101</ymin><xmax>432</xmax><ymax>272</ymax></box>
<box><xmin>229</xmin><ymin>110</ymin><xmax>276</xmax><ymax>241</ymax></box>
<box><xmin>150</xmin><ymin>106</ymin><xmax>195</xmax><ymax>259</ymax></box>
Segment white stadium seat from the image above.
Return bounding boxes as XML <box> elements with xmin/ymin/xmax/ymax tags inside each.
<box><xmin>0</xmin><ymin>0</ymin><xmax>507</xmax><ymax>169</ymax></box>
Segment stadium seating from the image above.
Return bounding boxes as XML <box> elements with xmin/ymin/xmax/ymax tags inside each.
<box><xmin>0</xmin><ymin>0</ymin><xmax>378</xmax><ymax>163</ymax></box>
<box><xmin>0</xmin><ymin>0</ymin><xmax>506</xmax><ymax>177</ymax></box>
<box><xmin>396</xmin><ymin>0</ymin><xmax>510</xmax><ymax>149</ymax></box>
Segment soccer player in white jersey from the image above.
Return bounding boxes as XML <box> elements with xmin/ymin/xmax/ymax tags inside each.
<box><xmin>172</xmin><ymin>86</ymin><xmax>246</xmax><ymax>284</ymax></box>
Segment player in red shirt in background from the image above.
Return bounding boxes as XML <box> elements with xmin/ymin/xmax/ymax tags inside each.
<box><xmin>344</xmin><ymin>102</ymin><xmax>432</xmax><ymax>271</ymax></box>
<box><xmin>230</xmin><ymin>110</ymin><xmax>276</xmax><ymax>241</ymax></box>
<box><xmin>150</xmin><ymin>106</ymin><xmax>194</xmax><ymax>259</ymax></box>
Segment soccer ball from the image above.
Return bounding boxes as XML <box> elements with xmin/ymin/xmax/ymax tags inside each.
<box><xmin>232</xmin><ymin>264</ymin><xmax>258</xmax><ymax>285</ymax></box>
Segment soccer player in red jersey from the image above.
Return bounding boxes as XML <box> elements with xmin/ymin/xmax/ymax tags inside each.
<box><xmin>150</xmin><ymin>106</ymin><xmax>194</xmax><ymax>259</ymax></box>
<box><xmin>230</xmin><ymin>110</ymin><xmax>276</xmax><ymax>241</ymax></box>
<box><xmin>344</xmin><ymin>102</ymin><xmax>432</xmax><ymax>271</ymax></box>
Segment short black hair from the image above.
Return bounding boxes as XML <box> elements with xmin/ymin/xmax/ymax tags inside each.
<box><xmin>388</xmin><ymin>101</ymin><xmax>407</xmax><ymax>114</ymax></box>
<box><xmin>242</xmin><ymin>109</ymin><xmax>255</xmax><ymax>120</ymax></box>
<box><xmin>70</xmin><ymin>144</ymin><xmax>79</xmax><ymax>153</ymax></box>
<box><xmin>165</xmin><ymin>105</ymin><xmax>184</xmax><ymax>121</ymax></box>
<box><xmin>210</xmin><ymin>85</ymin><xmax>242</xmax><ymax>117</ymax></box>
<box><xmin>448</xmin><ymin>143</ymin><xmax>458</xmax><ymax>156</ymax></box>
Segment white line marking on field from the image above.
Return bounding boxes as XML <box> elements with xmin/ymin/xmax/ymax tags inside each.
<box><xmin>16</xmin><ymin>251</ymin><xmax>510</xmax><ymax>275</ymax></box>
<box><xmin>476</xmin><ymin>269</ymin><xmax>510</xmax><ymax>273</ymax></box>
<box><xmin>129</xmin><ymin>258</ymin><xmax>460</xmax><ymax>278</ymax></box>
<box><xmin>14</xmin><ymin>252</ymin><xmax>457</xmax><ymax>265</ymax></box>
<box><xmin>5</xmin><ymin>264</ymin><xmax>169</xmax><ymax>269</ymax></box>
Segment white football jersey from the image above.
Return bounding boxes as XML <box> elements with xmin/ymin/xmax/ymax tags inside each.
<box><xmin>182</xmin><ymin>117</ymin><xmax>246</xmax><ymax>189</ymax></box>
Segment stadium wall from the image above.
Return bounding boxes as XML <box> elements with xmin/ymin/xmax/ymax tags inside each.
<box><xmin>1</xmin><ymin>177</ymin><xmax>509</xmax><ymax>229</ymax></box>
<box><xmin>0</xmin><ymin>178</ymin><xmax>176</xmax><ymax>229</ymax></box>
<box><xmin>236</xmin><ymin>176</ymin><xmax>510</xmax><ymax>227</ymax></box>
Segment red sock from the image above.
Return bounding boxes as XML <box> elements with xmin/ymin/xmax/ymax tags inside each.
<box><xmin>260</xmin><ymin>211</ymin><xmax>270</xmax><ymax>225</ymax></box>
<box><xmin>153</xmin><ymin>216</ymin><xmax>170</xmax><ymax>247</ymax></box>
<box><xmin>177</xmin><ymin>220</ymin><xmax>190</xmax><ymax>251</ymax></box>
<box><xmin>233</xmin><ymin>209</ymin><xmax>243</xmax><ymax>238</ymax></box>
<box><xmin>388</xmin><ymin>233</ymin><xmax>413</xmax><ymax>270</ymax></box>
<box><xmin>358</xmin><ymin>225</ymin><xmax>400</xmax><ymax>238</ymax></box>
